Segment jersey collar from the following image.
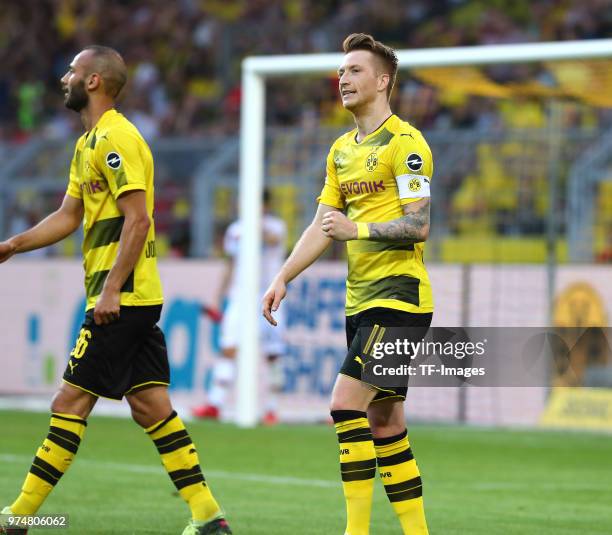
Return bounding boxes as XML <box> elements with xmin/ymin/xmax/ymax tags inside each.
<box><xmin>85</xmin><ymin>109</ymin><xmax>118</xmax><ymax>139</ymax></box>
<box><xmin>353</xmin><ymin>113</ymin><xmax>396</xmax><ymax>145</ymax></box>
<box><xmin>94</xmin><ymin>108</ymin><xmax>118</xmax><ymax>131</ymax></box>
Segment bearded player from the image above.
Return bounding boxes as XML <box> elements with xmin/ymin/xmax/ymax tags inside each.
<box><xmin>263</xmin><ymin>34</ymin><xmax>432</xmax><ymax>535</ymax></box>
<box><xmin>0</xmin><ymin>46</ymin><xmax>231</xmax><ymax>535</ymax></box>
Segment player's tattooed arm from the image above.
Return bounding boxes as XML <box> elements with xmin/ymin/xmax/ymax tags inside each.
<box><xmin>367</xmin><ymin>198</ymin><xmax>430</xmax><ymax>242</ymax></box>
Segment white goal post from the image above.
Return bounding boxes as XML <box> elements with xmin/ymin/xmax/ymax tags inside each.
<box><xmin>236</xmin><ymin>38</ymin><xmax>612</xmax><ymax>428</ymax></box>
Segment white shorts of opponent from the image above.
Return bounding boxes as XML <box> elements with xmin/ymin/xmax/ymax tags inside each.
<box><xmin>220</xmin><ymin>298</ymin><xmax>287</xmax><ymax>356</ymax></box>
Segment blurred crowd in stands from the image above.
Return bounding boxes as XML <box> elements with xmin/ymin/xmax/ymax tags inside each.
<box><xmin>1</xmin><ymin>0</ymin><xmax>611</xmax><ymax>262</ymax></box>
<box><xmin>1</xmin><ymin>0</ymin><xmax>611</xmax><ymax>141</ymax></box>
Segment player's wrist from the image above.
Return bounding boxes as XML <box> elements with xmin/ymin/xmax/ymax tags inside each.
<box><xmin>8</xmin><ymin>236</ymin><xmax>21</xmax><ymax>253</ymax></box>
<box><xmin>275</xmin><ymin>272</ymin><xmax>289</xmax><ymax>286</ymax></box>
<box><xmin>101</xmin><ymin>279</ymin><xmax>121</xmax><ymax>293</ymax></box>
<box><xmin>356</xmin><ymin>222</ymin><xmax>370</xmax><ymax>240</ymax></box>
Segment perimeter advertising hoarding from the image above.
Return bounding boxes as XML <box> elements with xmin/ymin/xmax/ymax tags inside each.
<box><xmin>0</xmin><ymin>261</ymin><xmax>609</xmax><ymax>426</ymax></box>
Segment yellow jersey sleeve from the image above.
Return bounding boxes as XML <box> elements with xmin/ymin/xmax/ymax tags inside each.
<box><xmin>317</xmin><ymin>144</ymin><xmax>345</xmax><ymax>209</ymax></box>
<box><xmin>391</xmin><ymin>134</ymin><xmax>433</xmax><ymax>206</ymax></box>
<box><xmin>66</xmin><ymin>140</ymin><xmax>84</xmax><ymax>200</ymax></box>
<box><xmin>94</xmin><ymin>131</ymin><xmax>147</xmax><ymax>200</ymax></box>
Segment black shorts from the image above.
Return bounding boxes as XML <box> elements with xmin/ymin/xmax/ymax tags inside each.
<box><xmin>62</xmin><ymin>305</ymin><xmax>170</xmax><ymax>400</ymax></box>
<box><xmin>340</xmin><ymin>307</ymin><xmax>433</xmax><ymax>402</ymax></box>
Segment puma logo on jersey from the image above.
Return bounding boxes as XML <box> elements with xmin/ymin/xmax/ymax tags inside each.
<box><xmin>340</xmin><ymin>180</ymin><xmax>385</xmax><ymax>196</ymax></box>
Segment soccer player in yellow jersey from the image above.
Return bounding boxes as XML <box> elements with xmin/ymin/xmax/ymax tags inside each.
<box><xmin>0</xmin><ymin>46</ymin><xmax>231</xmax><ymax>535</ymax></box>
<box><xmin>263</xmin><ymin>34</ymin><xmax>432</xmax><ymax>535</ymax></box>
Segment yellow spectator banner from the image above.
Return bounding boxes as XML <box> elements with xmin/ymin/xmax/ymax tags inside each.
<box><xmin>540</xmin><ymin>387</ymin><xmax>612</xmax><ymax>431</ymax></box>
<box><xmin>414</xmin><ymin>60</ymin><xmax>612</xmax><ymax>107</ymax></box>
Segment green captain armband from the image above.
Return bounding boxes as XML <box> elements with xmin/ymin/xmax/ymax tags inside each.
<box><xmin>356</xmin><ymin>222</ymin><xmax>370</xmax><ymax>240</ymax></box>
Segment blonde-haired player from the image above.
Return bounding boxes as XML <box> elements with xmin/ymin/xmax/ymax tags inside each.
<box><xmin>263</xmin><ymin>34</ymin><xmax>432</xmax><ymax>535</ymax></box>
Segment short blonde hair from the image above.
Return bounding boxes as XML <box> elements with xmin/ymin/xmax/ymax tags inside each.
<box><xmin>342</xmin><ymin>33</ymin><xmax>398</xmax><ymax>99</ymax></box>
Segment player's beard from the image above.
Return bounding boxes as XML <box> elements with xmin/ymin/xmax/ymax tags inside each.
<box><xmin>65</xmin><ymin>79</ymin><xmax>89</xmax><ymax>112</ymax></box>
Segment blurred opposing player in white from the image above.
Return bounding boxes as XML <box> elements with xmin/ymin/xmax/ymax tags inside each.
<box><xmin>194</xmin><ymin>188</ymin><xmax>287</xmax><ymax>424</ymax></box>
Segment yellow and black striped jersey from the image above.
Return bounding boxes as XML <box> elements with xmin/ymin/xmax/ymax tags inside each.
<box><xmin>66</xmin><ymin>109</ymin><xmax>163</xmax><ymax>311</ymax></box>
<box><xmin>318</xmin><ymin>114</ymin><xmax>433</xmax><ymax>316</ymax></box>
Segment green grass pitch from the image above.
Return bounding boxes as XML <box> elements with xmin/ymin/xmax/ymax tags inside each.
<box><xmin>1</xmin><ymin>410</ymin><xmax>610</xmax><ymax>534</ymax></box>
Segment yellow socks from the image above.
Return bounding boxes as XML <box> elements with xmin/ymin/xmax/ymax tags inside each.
<box><xmin>146</xmin><ymin>410</ymin><xmax>221</xmax><ymax>522</ymax></box>
<box><xmin>11</xmin><ymin>413</ymin><xmax>86</xmax><ymax>515</ymax></box>
<box><xmin>331</xmin><ymin>410</ymin><xmax>376</xmax><ymax>535</ymax></box>
<box><xmin>374</xmin><ymin>429</ymin><xmax>428</xmax><ymax>534</ymax></box>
